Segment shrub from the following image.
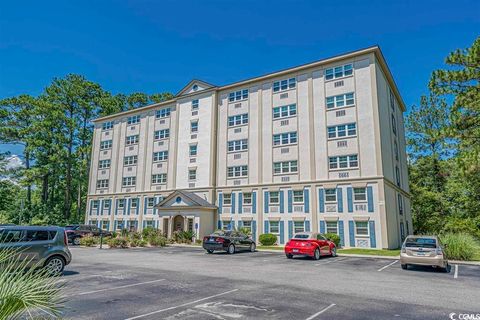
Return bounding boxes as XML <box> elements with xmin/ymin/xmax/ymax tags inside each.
<box><xmin>148</xmin><ymin>235</ymin><xmax>167</xmax><ymax>247</ymax></box>
<box><xmin>129</xmin><ymin>232</ymin><xmax>142</xmax><ymax>241</ymax></box>
<box><xmin>324</xmin><ymin>233</ymin><xmax>341</xmax><ymax>247</ymax></box>
<box><xmin>129</xmin><ymin>238</ymin><xmax>140</xmax><ymax>247</ymax></box>
<box><xmin>239</xmin><ymin>227</ymin><xmax>251</xmax><ymax>236</ymax></box>
<box><xmin>111</xmin><ymin>231</ymin><xmax>118</xmax><ymax>238</ymax></box>
<box><xmin>107</xmin><ymin>237</ymin><xmax>129</xmax><ymax>249</ymax></box>
<box><xmin>259</xmin><ymin>233</ymin><xmax>277</xmax><ymax>246</ymax></box>
<box><xmin>440</xmin><ymin>232</ymin><xmax>479</xmax><ymax>261</ymax></box>
<box><xmin>80</xmin><ymin>235</ymin><xmax>98</xmax><ymax>247</ymax></box>
<box><xmin>142</xmin><ymin>226</ymin><xmax>159</xmax><ymax>239</ymax></box>
<box><xmin>172</xmin><ymin>230</ymin><xmax>195</xmax><ymax>243</ymax></box>
<box><xmin>138</xmin><ymin>239</ymin><xmax>147</xmax><ymax>247</ymax></box>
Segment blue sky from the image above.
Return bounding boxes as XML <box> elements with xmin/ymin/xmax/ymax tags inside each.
<box><xmin>0</xmin><ymin>0</ymin><xmax>479</xmax><ymax>156</ymax></box>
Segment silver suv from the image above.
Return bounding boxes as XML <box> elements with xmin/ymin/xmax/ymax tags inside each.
<box><xmin>0</xmin><ymin>226</ymin><xmax>72</xmax><ymax>274</ymax></box>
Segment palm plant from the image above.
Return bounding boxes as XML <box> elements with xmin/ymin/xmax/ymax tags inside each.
<box><xmin>0</xmin><ymin>247</ymin><xmax>64</xmax><ymax>319</ymax></box>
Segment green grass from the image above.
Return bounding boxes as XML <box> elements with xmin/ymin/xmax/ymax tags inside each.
<box><xmin>257</xmin><ymin>245</ymin><xmax>285</xmax><ymax>251</ymax></box>
<box><xmin>338</xmin><ymin>248</ymin><xmax>400</xmax><ymax>256</ymax></box>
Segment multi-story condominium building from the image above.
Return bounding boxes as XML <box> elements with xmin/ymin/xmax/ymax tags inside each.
<box><xmin>86</xmin><ymin>46</ymin><xmax>411</xmax><ymax>249</ymax></box>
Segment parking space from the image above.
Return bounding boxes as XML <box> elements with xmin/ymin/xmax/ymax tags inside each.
<box><xmin>62</xmin><ymin>247</ymin><xmax>480</xmax><ymax>319</ymax></box>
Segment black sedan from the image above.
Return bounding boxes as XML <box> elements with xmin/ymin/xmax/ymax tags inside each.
<box><xmin>202</xmin><ymin>230</ymin><xmax>256</xmax><ymax>254</ymax></box>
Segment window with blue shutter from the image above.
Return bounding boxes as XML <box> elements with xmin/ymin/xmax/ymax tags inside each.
<box><xmin>280</xmin><ymin>191</ymin><xmax>285</xmax><ymax>213</ymax></box>
<box><xmin>107</xmin><ymin>200</ymin><xmax>112</xmax><ymax>216</ymax></box>
<box><xmin>99</xmin><ymin>200</ymin><xmax>103</xmax><ymax>216</ymax></box>
<box><xmin>238</xmin><ymin>220</ymin><xmax>243</xmax><ymax>229</ymax></box>
<box><xmin>89</xmin><ymin>200</ymin><xmax>93</xmax><ymax>216</ymax></box>
<box><xmin>264</xmin><ymin>220</ymin><xmax>269</xmax><ymax>234</ymax></box>
<box><xmin>288</xmin><ymin>221</ymin><xmax>293</xmax><ymax>240</ymax></box>
<box><xmin>369</xmin><ymin>220</ymin><xmax>376</xmax><ymax>248</ymax></box>
<box><xmin>136</xmin><ymin>198</ymin><xmax>140</xmax><ymax>215</ymax></box>
<box><xmin>238</xmin><ymin>193</ymin><xmax>243</xmax><ymax>214</ymax></box>
<box><xmin>218</xmin><ymin>193</ymin><xmax>223</xmax><ymax>214</ymax></box>
<box><xmin>231</xmin><ymin>193</ymin><xmax>236</xmax><ymax>214</ymax></box>
<box><xmin>115</xmin><ymin>199</ymin><xmax>119</xmax><ymax>215</ymax></box>
<box><xmin>338</xmin><ymin>220</ymin><xmax>345</xmax><ymax>246</ymax></box>
<box><xmin>349</xmin><ymin>221</ymin><xmax>355</xmax><ymax>247</ymax></box>
<box><xmin>337</xmin><ymin>188</ymin><xmax>343</xmax><ymax>213</ymax></box>
<box><xmin>279</xmin><ymin>221</ymin><xmax>285</xmax><ymax>244</ymax></box>
<box><xmin>144</xmin><ymin>198</ymin><xmax>148</xmax><ymax>216</ymax></box>
<box><xmin>319</xmin><ymin>189</ymin><xmax>325</xmax><ymax>213</ymax></box>
<box><xmin>126</xmin><ymin>198</ymin><xmax>131</xmax><ymax>216</ymax></box>
<box><xmin>319</xmin><ymin>220</ymin><xmax>326</xmax><ymax>234</ymax></box>
<box><xmin>217</xmin><ymin>220</ymin><xmax>222</xmax><ymax>230</ymax></box>
<box><xmin>287</xmin><ymin>190</ymin><xmax>293</xmax><ymax>213</ymax></box>
<box><xmin>252</xmin><ymin>192</ymin><xmax>257</xmax><ymax>214</ymax></box>
<box><xmin>304</xmin><ymin>189</ymin><xmax>310</xmax><ymax>213</ymax></box>
<box><xmin>367</xmin><ymin>186</ymin><xmax>374</xmax><ymax>212</ymax></box>
<box><xmin>252</xmin><ymin>220</ymin><xmax>257</xmax><ymax>242</ymax></box>
<box><xmin>347</xmin><ymin>187</ymin><xmax>353</xmax><ymax>212</ymax></box>
<box><xmin>264</xmin><ymin>191</ymin><xmax>269</xmax><ymax>213</ymax></box>
<box><xmin>305</xmin><ymin>220</ymin><xmax>310</xmax><ymax>232</ymax></box>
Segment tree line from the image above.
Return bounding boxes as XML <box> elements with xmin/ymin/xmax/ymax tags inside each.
<box><xmin>1</xmin><ymin>37</ymin><xmax>479</xmax><ymax>239</ymax></box>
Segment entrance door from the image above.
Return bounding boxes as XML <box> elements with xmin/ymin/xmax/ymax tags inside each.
<box><xmin>173</xmin><ymin>215</ymin><xmax>184</xmax><ymax>232</ymax></box>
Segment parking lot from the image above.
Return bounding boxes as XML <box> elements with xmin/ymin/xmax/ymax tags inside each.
<box><xmin>62</xmin><ymin>246</ymin><xmax>480</xmax><ymax>319</ymax></box>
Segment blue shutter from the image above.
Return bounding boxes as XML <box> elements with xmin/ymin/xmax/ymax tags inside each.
<box><xmin>217</xmin><ymin>220</ymin><xmax>222</xmax><ymax>230</ymax></box>
<box><xmin>367</xmin><ymin>186</ymin><xmax>374</xmax><ymax>212</ymax></box>
<box><xmin>238</xmin><ymin>220</ymin><xmax>243</xmax><ymax>229</ymax></box>
<box><xmin>89</xmin><ymin>200</ymin><xmax>93</xmax><ymax>216</ymax></box>
<box><xmin>97</xmin><ymin>220</ymin><xmax>101</xmax><ymax>228</ymax></box>
<box><xmin>144</xmin><ymin>198</ymin><xmax>148</xmax><ymax>216</ymax></box>
<box><xmin>231</xmin><ymin>193</ymin><xmax>236</xmax><ymax>214</ymax></box>
<box><xmin>337</xmin><ymin>188</ymin><xmax>343</xmax><ymax>213</ymax></box>
<box><xmin>252</xmin><ymin>220</ymin><xmax>257</xmax><ymax>242</ymax></box>
<box><xmin>319</xmin><ymin>220</ymin><xmax>326</xmax><ymax>234</ymax></box>
<box><xmin>338</xmin><ymin>220</ymin><xmax>345</xmax><ymax>246</ymax></box>
<box><xmin>279</xmin><ymin>221</ymin><xmax>285</xmax><ymax>244</ymax></box>
<box><xmin>369</xmin><ymin>220</ymin><xmax>376</xmax><ymax>248</ymax></box>
<box><xmin>280</xmin><ymin>191</ymin><xmax>285</xmax><ymax>214</ymax></box>
<box><xmin>252</xmin><ymin>192</ymin><xmax>257</xmax><ymax>214</ymax></box>
<box><xmin>106</xmin><ymin>220</ymin><xmax>110</xmax><ymax>231</ymax></box>
<box><xmin>288</xmin><ymin>221</ymin><xmax>293</xmax><ymax>240</ymax></box>
<box><xmin>287</xmin><ymin>190</ymin><xmax>293</xmax><ymax>213</ymax></box>
<box><xmin>99</xmin><ymin>200</ymin><xmax>103</xmax><ymax>216</ymax></box>
<box><xmin>115</xmin><ymin>199</ymin><xmax>118</xmax><ymax>215</ymax></box>
<box><xmin>264</xmin><ymin>220</ymin><xmax>269</xmax><ymax>234</ymax></box>
<box><xmin>349</xmin><ymin>221</ymin><xmax>355</xmax><ymax>247</ymax></box>
<box><xmin>264</xmin><ymin>191</ymin><xmax>269</xmax><ymax>213</ymax></box>
<box><xmin>136</xmin><ymin>198</ymin><xmax>140</xmax><ymax>215</ymax></box>
<box><xmin>126</xmin><ymin>198</ymin><xmax>131</xmax><ymax>216</ymax></box>
<box><xmin>319</xmin><ymin>189</ymin><xmax>325</xmax><ymax>213</ymax></box>
<box><xmin>218</xmin><ymin>193</ymin><xmax>223</xmax><ymax>214</ymax></box>
<box><xmin>228</xmin><ymin>220</ymin><xmax>233</xmax><ymax>230</ymax></box>
<box><xmin>305</xmin><ymin>220</ymin><xmax>310</xmax><ymax>232</ymax></box>
<box><xmin>347</xmin><ymin>187</ymin><xmax>353</xmax><ymax>213</ymax></box>
<box><xmin>304</xmin><ymin>189</ymin><xmax>310</xmax><ymax>213</ymax></box>
<box><xmin>107</xmin><ymin>200</ymin><xmax>112</xmax><ymax>216</ymax></box>
<box><xmin>238</xmin><ymin>193</ymin><xmax>243</xmax><ymax>214</ymax></box>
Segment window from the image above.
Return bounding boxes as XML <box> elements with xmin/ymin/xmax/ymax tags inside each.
<box><xmin>99</xmin><ymin>159</ymin><xmax>111</xmax><ymax>169</ymax></box>
<box><xmin>242</xmin><ymin>220</ymin><xmax>252</xmax><ymax>232</ymax></box>
<box><xmin>122</xmin><ymin>176</ymin><xmax>136</xmax><ymax>187</ymax></box>
<box><xmin>294</xmin><ymin>221</ymin><xmax>305</xmax><ymax>233</ymax></box>
<box><xmin>328</xmin><ymin>155</ymin><xmax>358</xmax><ymax>169</ymax></box>
<box><xmin>227</xmin><ymin>139</ymin><xmax>248</xmax><ymax>152</ymax></box>
<box><xmin>228</xmin><ymin>89</ymin><xmax>249</xmax><ymax>102</ymax></box>
<box><xmin>103</xmin><ymin>200</ymin><xmax>110</xmax><ymax>209</ymax></box>
<box><xmin>243</xmin><ymin>193</ymin><xmax>252</xmax><ymax>205</ymax></box>
<box><xmin>394</xmin><ymin>141</ymin><xmax>399</xmax><ymax>161</ymax></box>
<box><xmin>396</xmin><ymin>166</ymin><xmax>401</xmax><ymax>187</ymax></box>
<box><xmin>191</xmin><ymin>121</ymin><xmax>198</xmax><ymax>133</ymax></box>
<box><xmin>391</xmin><ymin>115</ymin><xmax>397</xmax><ymax>135</ymax></box>
<box><xmin>118</xmin><ymin>199</ymin><xmax>125</xmax><ymax>208</ymax></box>
<box><xmin>227</xmin><ymin>165</ymin><xmax>248</xmax><ymax>178</ymax></box>
<box><xmin>154</xmin><ymin>129</ymin><xmax>170</xmax><ymax>140</ymax></box>
<box><xmin>222</xmin><ymin>221</ymin><xmax>231</xmax><ymax>231</ymax></box>
<box><xmin>355</xmin><ymin>221</ymin><xmax>369</xmax><ymax>236</ymax></box>
<box><xmin>96</xmin><ymin>179</ymin><xmax>109</xmax><ymax>188</ymax></box>
<box><xmin>223</xmin><ymin>194</ymin><xmax>232</xmax><ymax>206</ymax></box>
<box><xmin>189</xmin><ymin>144</ymin><xmax>198</xmax><ymax>157</ymax></box>
<box><xmin>25</xmin><ymin>230</ymin><xmax>50</xmax><ymax>241</ymax></box>
<box><xmin>389</xmin><ymin>89</ymin><xmax>395</xmax><ymax>110</ymax></box>
<box><xmin>127</xmin><ymin>115</ymin><xmax>140</xmax><ymax>125</ymax></box>
<box><xmin>273</xmin><ymin>78</ymin><xmax>296</xmax><ymax>92</ymax></box>
<box><xmin>269</xmin><ymin>221</ymin><xmax>279</xmax><ymax>234</ymax></box>
<box><xmin>326</xmin><ymin>93</ymin><xmax>355</xmax><ymax>109</ymax></box>
<box><xmin>327</xmin><ymin>123</ymin><xmax>356</xmax><ymax>139</ymax></box>
<box><xmin>152</xmin><ymin>174</ymin><xmax>167</xmax><ymax>184</ymax></box>
<box><xmin>273</xmin><ymin>104</ymin><xmax>297</xmax><ymax>119</ymax></box>
<box><xmin>398</xmin><ymin>194</ymin><xmax>403</xmax><ymax>215</ymax></box>
<box><xmin>100</xmin><ymin>140</ymin><xmax>112</xmax><ymax>150</ymax></box>
<box><xmin>102</xmin><ymin>121</ymin><xmax>113</xmax><ymax>130</ymax></box>
<box><xmin>156</xmin><ymin>108</ymin><xmax>171</xmax><ymax>118</ymax></box>
<box><xmin>189</xmin><ymin>169</ymin><xmax>197</xmax><ymax>181</ymax></box>
<box><xmin>353</xmin><ymin>188</ymin><xmax>367</xmax><ymax>201</ymax></box>
<box><xmin>124</xmin><ymin>155</ymin><xmax>138</xmax><ymax>166</ymax></box>
<box><xmin>269</xmin><ymin>191</ymin><xmax>279</xmax><ymax>204</ymax></box>
<box><xmin>325</xmin><ymin>189</ymin><xmax>337</xmax><ymax>202</ymax></box>
<box><xmin>131</xmin><ymin>198</ymin><xmax>138</xmax><ymax>208</ymax></box>
<box><xmin>273</xmin><ymin>132</ymin><xmax>297</xmax><ymax>146</ymax></box>
<box><xmin>126</xmin><ymin>135</ymin><xmax>139</xmax><ymax>145</ymax></box>
<box><xmin>191</xmin><ymin>99</ymin><xmax>199</xmax><ymax>110</ymax></box>
<box><xmin>153</xmin><ymin>151</ymin><xmax>168</xmax><ymax>162</ymax></box>
<box><xmin>0</xmin><ymin>229</ymin><xmax>23</xmax><ymax>242</ymax></box>
<box><xmin>273</xmin><ymin>161</ymin><xmax>298</xmax><ymax>174</ymax></box>
<box><xmin>293</xmin><ymin>190</ymin><xmax>304</xmax><ymax>203</ymax></box>
<box><xmin>92</xmin><ymin>200</ymin><xmax>99</xmax><ymax>209</ymax></box>
<box><xmin>228</xmin><ymin>113</ymin><xmax>249</xmax><ymax>126</ymax></box>
<box><xmin>325</xmin><ymin>63</ymin><xmax>353</xmax><ymax>80</ymax></box>
<box><xmin>326</xmin><ymin>221</ymin><xmax>338</xmax><ymax>234</ymax></box>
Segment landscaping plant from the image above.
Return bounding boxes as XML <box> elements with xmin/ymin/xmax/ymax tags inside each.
<box><xmin>440</xmin><ymin>232</ymin><xmax>479</xmax><ymax>261</ymax></box>
<box><xmin>324</xmin><ymin>233</ymin><xmax>341</xmax><ymax>247</ymax></box>
<box><xmin>79</xmin><ymin>235</ymin><xmax>98</xmax><ymax>247</ymax></box>
<box><xmin>259</xmin><ymin>233</ymin><xmax>277</xmax><ymax>246</ymax></box>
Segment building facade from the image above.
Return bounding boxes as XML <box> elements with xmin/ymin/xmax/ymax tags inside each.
<box><xmin>86</xmin><ymin>46</ymin><xmax>412</xmax><ymax>249</ymax></box>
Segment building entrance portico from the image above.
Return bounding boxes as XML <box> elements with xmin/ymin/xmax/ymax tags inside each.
<box><xmin>173</xmin><ymin>215</ymin><xmax>184</xmax><ymax>232</ymax></box>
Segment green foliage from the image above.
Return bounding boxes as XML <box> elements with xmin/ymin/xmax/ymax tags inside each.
<box><xmin>172</xmin><ymin>230</ymin><xmax>195</xmax><ymax>244</ymax></box>
<box><xmin>107</xmin><ymin>237</ymin><xmax>129</xmax><ymax>249</ymax></box>
<box><xmin>238</xmin><ymin>227</ymin><xmax>251</xmax><ymax>236</ymax></box>
<box><xmin>80</xmin><ymin>235</ymin><xmax>98</xmax><ymax>247</ymax></box>
<box><xmin>259</xmin><ymin>233</ymin><xmax>277</xmax><ymax>246</ymax></box>
<box><xmin>324</xmin><ymin>233</ymin><xmax>341</xmax><ymax>247</ymax></box>
<box><xmin>148</xmin><ymin>235</ymin><xmax>167</xmax><ymax>247</ymax></box>
<box><xmin>440</xmin><ymin>233</ymin><xmax>479</xmax><ymax>261</ymax></box>
<box><xmin>142</xmin><ymin>226</ymin><xmax>159</xmax><ymax>238</ymax></box>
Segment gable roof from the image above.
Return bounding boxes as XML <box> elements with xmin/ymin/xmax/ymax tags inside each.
<box><xmin>175</xmin><ymin>79</ymin><xmax>216</xmax><ymax>97</ymax></box>
<box><xmin>155</xmin><ymin>190</ymin><xmax>217</xmax><ymax>210</ymax></box>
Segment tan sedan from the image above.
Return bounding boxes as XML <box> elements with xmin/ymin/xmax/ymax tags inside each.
<box><xmin>400</xmin><ymin>235</ymin><xmax>449</xmax><ymax>272</ymax></box>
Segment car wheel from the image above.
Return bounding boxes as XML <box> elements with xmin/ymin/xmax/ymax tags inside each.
<box><xmin>313</xmin><ymin>248</ymin><xmax>321</xmax><ymax>260</ymax></box>
<box><xmin>227</xmin><ymin>244</ymin><xmax>235</xmax><ymax>254</ymax></box>
<box><xmin>331</xmin><ymin>246</ymin><xmax>337</xmax><ymax>257</ymax></box>
<box><xmin>73</xmin><ymin>237</ymin><xmax>81</xmax><ymax>246</ymax></box>
<box><xmin>45</xmin><ymin>256</ymin><xmax>65</xmax><ymax>275</ymax></box>
<box><xmin>286</xmin><ymin>254</ymin><xmax>293</xmax><ymax>259</ymax></box>
<box><xmin>249</xmin><ymin>243</ymin><xmax>256</xmax><ymax>252</ymax></box>
<box><xmin>206</xmin><ymin>250</ymin><xmax>214</xmax><ymax>254</ymax></box>
<box><xmin>401</xmin><ymin>264</ymin><xmax>408</xmax><ymax>270</ymax></box>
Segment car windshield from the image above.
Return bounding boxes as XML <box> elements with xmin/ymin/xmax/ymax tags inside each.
<box><xmin>294</xmin><ymin>234</ymin><xmax>311</xmax><ymax>239</ymax></box>
<box><xmin>405</xmin><ymin>238</ymin><xmax>437</xmax><ymax>248</ymax></box>
<box><xmin>212</xmin><ymin>231</ymin><xmax>231</xmax><ymax>237</ymax></box>
<box><xmin>64</xmin><ymin>226</ymin><xmax>79</xmax><ymax>230</ymax></box>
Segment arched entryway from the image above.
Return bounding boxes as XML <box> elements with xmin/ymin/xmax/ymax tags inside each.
<box><xmin>173</xmin><ymin>215</ymin><xmax>184</xmax><ymax>232</ymax></box>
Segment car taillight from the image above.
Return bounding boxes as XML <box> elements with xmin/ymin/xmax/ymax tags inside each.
<box><xmin>64</xmin><ymin>231</ymin><xmax>68</xmax><ymax>246</ymax></box>
<box><xmin>215</xmin><ymin>238</ymin><xmax>225</xmax><ymax>243</ymax></box>
<box><xmin>203</xmin><ymin>236</ymin><xmax>209</xmax><ymax>242</ymax></box>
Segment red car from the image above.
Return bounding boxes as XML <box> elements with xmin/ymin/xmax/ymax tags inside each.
<box><xmin>285</xmin><ymin>232</ymin><xmax>337</xmax><ymax>260</ymax></box>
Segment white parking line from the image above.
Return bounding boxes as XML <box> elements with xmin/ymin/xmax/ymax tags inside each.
<box><xmin>315</xmin><ymin>257</ymin><xmax>348</xmax><ymax>266</ymax></box>
<box><xmin>70</xmin><ymin>279</ymin><xmax>166</xmax><ymax>296</ymax></box>
<box><xmin>124</xmin><ymin>289</ymin><xmax>239</xmax><ymax>320</ymax></box>
<box><xmin>377</xmin><ymin>260</ymin><xmax>398</xmax><ymax>272</ymax></box>
<box><xmin>305</xmin><ymin>303</ymin><xmax>336</xmax><ymax>320</ymax></box>
<box><xmin>454</xmin><ymin>264</ymin><xmax>458</xmax><ymax>279</ymax></box>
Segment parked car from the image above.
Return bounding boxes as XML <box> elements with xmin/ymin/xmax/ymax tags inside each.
<box><xmin>64</xmin><ymin>224</ymin><xmax>112</xmax><ymax>245</ymax></box>
<box><xmin>0</xmin><ymin>226</ymin><xmax>72</xmax><ymax>274</ymax></box>
<box><xmin>203</xmin><ymin>230</ymin><xmax>256</xmax><ymax>254</ymax></box>
<box><xmin>284</xmin><ymin>232</ymin><xmax>337</xmax><ymax>260</ymax></box>
<box><xmin>400</xmin><ymin>235</ymin><xmax>449</xmax><ymax>272</ymax></box>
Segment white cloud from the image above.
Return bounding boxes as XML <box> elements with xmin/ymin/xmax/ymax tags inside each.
<box><xmin>5</xmin><ymin>155</ymin><xmax>24</xmax><ymax>170</ymax></box>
